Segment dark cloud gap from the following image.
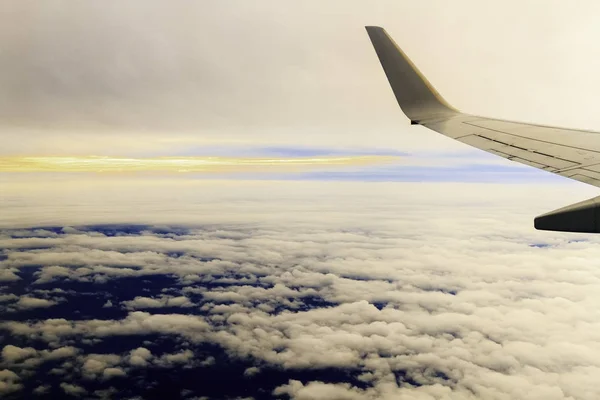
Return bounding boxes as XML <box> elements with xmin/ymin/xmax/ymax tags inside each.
<box><xmin>2</xmin><ymin>225</ymin><xmax>196</xmax><ymax>239</ymax></box>
<box><xmin>4</xmin><ymin>360</ymin><xmax>83</xmax><ymax>400</ymax></box>
<box><xmin>76</xmin><ymin>225</ymin><xmax>154</xmax><ymax>237</ymax></box>
<box><xmin>415</xmin><ymin>285</ymin><xmax>459</xmax><ymax>296</ymax></box>
<box><xmin>529</xmin><ymin>243</ymin><xmax>551</xmax><ymax>248</ymax></box>
<box><xmin>4</xmin><ymin>264</ymin><xmax>334</xmax><ymax>319</ymax></box>
<box><xmin>336</xmin><ymin>274</ymin><xmax>395</xmax><ymax>283</ymax></box>
<box><xmin>7</xmin><ymin>228</ymin><xmax>65</xmax><ymax>239</ymax></box>
<box><xmin>2</xmin><ymin>332</ymin><xmax>371</xmax><ymax>400</ymax></box>
<box><xmin>0</xmin><ymin>224</ymin><xmax>379</xmax><ymax>399</ymax></box>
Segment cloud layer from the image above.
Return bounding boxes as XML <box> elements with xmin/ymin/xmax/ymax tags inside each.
<box><xmin>1</xmin><ymin>179</ymin><xmax>600</xmax><ymax>399</ymax></box>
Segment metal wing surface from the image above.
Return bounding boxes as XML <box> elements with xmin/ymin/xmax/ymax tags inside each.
<box><xmin>366</xmin><ymin>26</ymin><xmax>600</xmax><ymax>233</ymax></box>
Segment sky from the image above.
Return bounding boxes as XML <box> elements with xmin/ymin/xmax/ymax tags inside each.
<box><xmin>3</xmin><ymin>0</ymin><xmax>600</xmax><ymax>156</ymax></box>
<box><xmin>3</xmin><ymin>1</ymin><xmax>600</xmax><ymax>399</ymax></box>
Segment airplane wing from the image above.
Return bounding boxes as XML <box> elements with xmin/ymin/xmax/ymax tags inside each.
<box><xmin>366</xmin><ymin>26</ymin><xmax>600</xmax><ymax>233</ymax></box>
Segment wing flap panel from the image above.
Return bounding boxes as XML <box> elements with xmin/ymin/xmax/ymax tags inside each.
<box><xmin>559</xmin><ymin>168</ymin><xmax>600</xmax><ymax>186</ymax></box>
<box><xmin>581</xmin><ymin>164</ymin><xmax>600</xmax><ymax>173</ymax></box>
<box><xmin>466</xmin><ymin>121</ymin><xmax>600</xmax><ymax>165</ymax></box>
<box><xmin>457</xmin><ymin>134</ymin><xmax>577</xmax><ymax>170</ymax></box>
<box><xmin>506</xmin><ymin>156</ymin><xmax>548</xmax><ymax>170</ymax></box>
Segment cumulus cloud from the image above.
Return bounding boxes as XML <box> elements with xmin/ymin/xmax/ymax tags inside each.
<box><xmin>274</xmin><ymin>380</ymin><xmax>365</xmax><ymax>400</ymax></box>
<box><xmin>1</xmin><ymin>345</ymin><xmax>79</xmax><ymax>372</ymax></box>
<box><xmin>155</xmin><ymin>350</ymin><xmax>194</xmax><ymax>367</ymax></box>
<box><xmin>128</xmin><ymin>347</ymin><xmax>153</xmax><ymax>367</ymax></box>
<box><xmin>244</xmin><ymin>367</ymin><xmax>260</xmax><ymax>377</ymax></box>
<box><xmin>44</xmin><ymin>346</ymin><xmax>79</xmax><ymax>361</ymax></box>
<box><xmin>33</xmin><ymin>384</ymin><xmax>51</xmax><ymax>395</ymax></box>
<box><xmin>0</xmin><ymin>269</ymin><xmax>20</xmax><ymax>282</ymax></box>
<box><xmin>2</xmin><ymin>180</ymin><xmax>600</xmax><ymax>399</ymax></box>
<box><xmin>102</xmin><ymin>367</ymin><xmax>126</xmax><ymax>379</ymax></box>
<box><xmin>0</xmin><ymin>294</ymin><xmax>18</xmax><ymax>303</ymax></box>
<box><xmin>13</xmin><ymin>296</ymin><xmax>57</xmax><ymax>310</ymax></box>
<box><xmin>2</xmin><ymin>345</ymin><xmax>37</xmax><ymax>364</ymax></box>
<box><xmin>82</xmin><ymin>359</ymin><xmax>109</xmax><ymax>377</ymax></box>
<box><xmin>2</xmin><ymin>312</ymin><xmax>210</xmax><ymax>344</ymax></box>
<box><xmin>0</xmin><ymin>369</ymin><xmax>22</xmax><ymax>395</ymax></box>
<box><xmin>60</xmin><ymin>382</ymin><xmax>86</xmax><ymax>397</ymax></box>
<box><xmin>122</xmin><ymin>295</ymin><xmax>193</xmax><ymax>310</ymax></box>
<box><xmin>80</xmin><ymin>354</ymin><xmax>122</xmax><ymax>379</ymax></box>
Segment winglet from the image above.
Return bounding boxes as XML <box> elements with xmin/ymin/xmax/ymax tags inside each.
<box><xmin>365</xmin><ymin>26</ymin><xmax>458</xmax><ymax>124</ymax></box>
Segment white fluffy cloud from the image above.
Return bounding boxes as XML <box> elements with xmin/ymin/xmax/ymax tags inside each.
<box><xmin>60</xmin><ymin>382</ymin><xmax>86</xmax><ymax>397</ymax></box>
<box><xmin>80</xmin><ymin>353</ymin><xmax>122</xmax><ymax>380</ymax></box>
<box><xmin>122</xmin><ymin>295</ymin><xmax>193</xmax><ymax>310</ymax></box>
<box><xmin>102</xmin><ymin>367</ymin><xmax>126</xmax><ymax>379</ymax></box>
<box><xmin>2</xmin><ymin>179</ymin><xmax>600</xmax><ymax>399</ymax></box>
<box><xmin>1</xmin><ymin>345</ymin><xmax>79</xmax><ymax>372</ymax></box>
<box><xmin>0</xmin><ymin>269</ymin><xmax>20</xmax><ymax>282</ymax></box>
<box><xmin>2</xmin><ymin>312</ymin><xmax>210</xmax><ymax>345</ymax></box>
<box><xmin>13</xmin><ymin>296</ymin><xmax>57</xmax><ymax>310</ymax></box>
<box><xmin>155</xmin><ymin>350</ymin><xmax>194</xmax><ymax>367</ymax></box>
<box><xmin>2</xmin><ymin>345</ymin><xmax>37</xmax><ymax>364</ymax></box>
<box><xmin>128</xmin><ymin>347</ymin><xmax>153</xmax><ymax>367</ymax></box>
<box><xmin>0</xmin><ymin>369</ymin><xmax>22</xmax><ymax>395</ymax></box>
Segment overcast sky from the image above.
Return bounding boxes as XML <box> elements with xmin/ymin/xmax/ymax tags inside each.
<box><xmin>3</xmin><ymin>0</ymin><xmax>600</xmax><ymax>156</ymax></box>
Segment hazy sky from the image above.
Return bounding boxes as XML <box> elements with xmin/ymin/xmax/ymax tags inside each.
<box><xmin>3</xmin><ymin>0</ymin><xmax>600</xmax><ymax>156</ymax></box>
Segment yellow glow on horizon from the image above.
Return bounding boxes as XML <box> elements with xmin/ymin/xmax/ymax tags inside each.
<box><xmin>0</xmin><ymin>155</ymin><xmax>399</xmax><ymax>173</ymax></box>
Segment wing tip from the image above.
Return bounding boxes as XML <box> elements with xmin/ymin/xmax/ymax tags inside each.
<box><xmin>365</xmin><ymin>26</ymin><xmax>385</xmax><ymax>38</ymax></box>
<box><xmin>365</xmin><ymin>25</ymin><xmax>457</xmax><ymax>122</ymax></box>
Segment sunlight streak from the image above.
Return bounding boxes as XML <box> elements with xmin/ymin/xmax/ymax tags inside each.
<box><xmin>0</xmin><ymin>155</ymin><xmax>399</xmax><ymax>173</ymax></box>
